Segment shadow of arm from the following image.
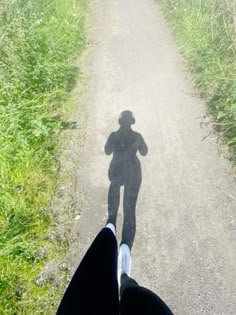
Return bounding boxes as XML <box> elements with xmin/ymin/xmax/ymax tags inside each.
<box><xmin>105</xmin><ymin>133</ymin><xmax>114</xmax><ymax>155</ymax></box>
<box><xmin>138</xmin><ymin>135</ymin><xmax>148</xmax><ymax>156</ymax></box>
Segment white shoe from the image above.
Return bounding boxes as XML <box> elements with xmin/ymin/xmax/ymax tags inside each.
<box><xmin>118</xmin><ymin>244</ymin><xmax>131</xmax><ymax>286</ymax></box>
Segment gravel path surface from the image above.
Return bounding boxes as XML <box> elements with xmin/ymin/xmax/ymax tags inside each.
<box><xmin>68</xmin><ymin>0</ymin><xmax>236</xmax><ymax>314</ymax></box>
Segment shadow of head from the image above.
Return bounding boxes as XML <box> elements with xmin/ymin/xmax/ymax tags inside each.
<box><xmin>118</xmin><ymin>110</ymin><xmax>135</xmax><ymax>128</ymax></box>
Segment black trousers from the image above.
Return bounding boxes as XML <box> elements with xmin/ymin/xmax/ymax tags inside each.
<box><xmin>56</xmin><ymin>228</ymin><xmax>173</xmax><ymax>315</ymax></box>
<box><xmin>120</xmin><ymin>274</ymin><xmax>173</xmax><ymax>315</ymax></box>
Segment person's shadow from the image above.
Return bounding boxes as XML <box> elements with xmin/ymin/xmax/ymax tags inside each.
<box><xmin>105</xmin><ymin>110</ymin><xmax>148</xmax><ymax>249</ymax></box>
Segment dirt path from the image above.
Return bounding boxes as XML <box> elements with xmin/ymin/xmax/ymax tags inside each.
<box><xmin>68</xmin><ymin>0</ymin><xmax>236</xmax><ymax>313</ymax></box>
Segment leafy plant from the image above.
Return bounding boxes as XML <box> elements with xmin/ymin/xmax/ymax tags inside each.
<box><xmin>0</xmin><ymin>0</ymin><xmax>89</xmax><ymax>313</ymax></box>
<box><xmin>159</xmin><ymin>0</ymin><xmax>236</xmax><ymax>161</ymax></box>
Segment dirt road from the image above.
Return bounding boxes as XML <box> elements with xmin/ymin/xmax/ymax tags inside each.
<box><xmin>68</xmin><ymin>0</ymin><xmax>236</xmax><ymax>313</ymax></box>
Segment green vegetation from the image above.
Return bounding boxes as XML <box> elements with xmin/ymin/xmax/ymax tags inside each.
<box><xmin>159</xmin><ymin>0</ymin><xmax>236</xmax><ymax>161</ymax></box>
<box><xmin>0</xmin><ymin>0</ymin><xmax>88</xmax><ymax>313</ymax></box>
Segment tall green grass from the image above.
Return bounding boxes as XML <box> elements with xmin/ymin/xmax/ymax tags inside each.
<box><xmin>0</xmin><ymin>0</ymin><xmax>88</xmax><ymax>313</ymax></box>
<box><xmin>159</xmin><ymin>0</ymin><xmax>236</xmax><ymax>161</ymax></box>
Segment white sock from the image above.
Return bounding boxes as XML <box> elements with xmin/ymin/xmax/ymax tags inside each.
<box><xmin>105</xmin><ymin>223</ymin><xmax>116</xmax><ymax>236</ymax></box>
<box><xmin>118</xmin><ymin>244</ymin><xmax>131</xmax><ymax>286</ymax></box>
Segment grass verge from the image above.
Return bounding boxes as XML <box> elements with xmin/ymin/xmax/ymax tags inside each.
<box><xmin>0</xmin><ymin>0</ymin><xmax>89</xmax><ymax>313</ymax></box>
<box><xmin>158</xmin><ymin>0</ymin><xmax>236</xmax><ymax>161</ymax></box>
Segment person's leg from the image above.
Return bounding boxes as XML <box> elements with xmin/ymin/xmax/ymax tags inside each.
<box><xmin>122</xmin><ymin>184</ymin><xmax>140</xmax><ymax>249</ymax></box>
<box><xmin>120</xmin><ymin>273</ymin><xmax>139</xmax><ymax>295</ymax></box>
<box><xmin>56</xmin><ymin>227</ymin><xmax>119</xmax><ymax>315</ymax></box>
<box><xmin>118</xmin><ymin>243</ymin><xmax>131</xmax><ymax>287</ymax></box>
<box><xmin>107</xmin><ymin>183</ymin><xmax>120</xmax><ymax>226</ymax></box>
<box><xmin>120</xmin><ymin>274</ymin><xmax>173</xmax><ymax>315</ymax></box>
<box><xmin>118</xmin><ymin>184</ymin><xmax>139</xmax><ymax>286</ymax></box>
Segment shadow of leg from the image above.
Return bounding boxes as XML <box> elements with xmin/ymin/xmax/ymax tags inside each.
<box><xmin>122</xmin><ymin>185</ymin><xmax>139</xmax><ymax>249</ymax></box>
<box><xmin>107</xmin><ymin>183</ymin><xmax>120</xmax><ymax>226</ymax></box>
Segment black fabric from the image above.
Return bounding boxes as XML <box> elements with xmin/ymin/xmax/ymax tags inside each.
<box><xmin>56</xmin><ymin>228</ymin><xmax>119</xmax><ymax>315</ymax></box>
<box><xmin>56</xmin><ymin>228</ymin><xmax>174</xmax><ymax>315</ymax></box>
<box><xmin>120</xmin><ymin>274</ymin><xmax>174</xmax><ymax>315</ymax></box>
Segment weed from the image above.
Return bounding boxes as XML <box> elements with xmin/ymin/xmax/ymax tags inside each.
<box><xmin>0</xmin><ymin>0</ymin><xmax>88</xmax><ymax>313</ymax></box>
<box><xmin>159</xmin><ymin>0</ymin><xmax>236</xmax><ymax>161</ymax></box>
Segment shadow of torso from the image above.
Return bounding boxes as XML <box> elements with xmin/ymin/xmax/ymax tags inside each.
<box><xmin>106</xmin><ymin>129</ymin><xmax>144</xmax><ymax>187</ymax></box>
